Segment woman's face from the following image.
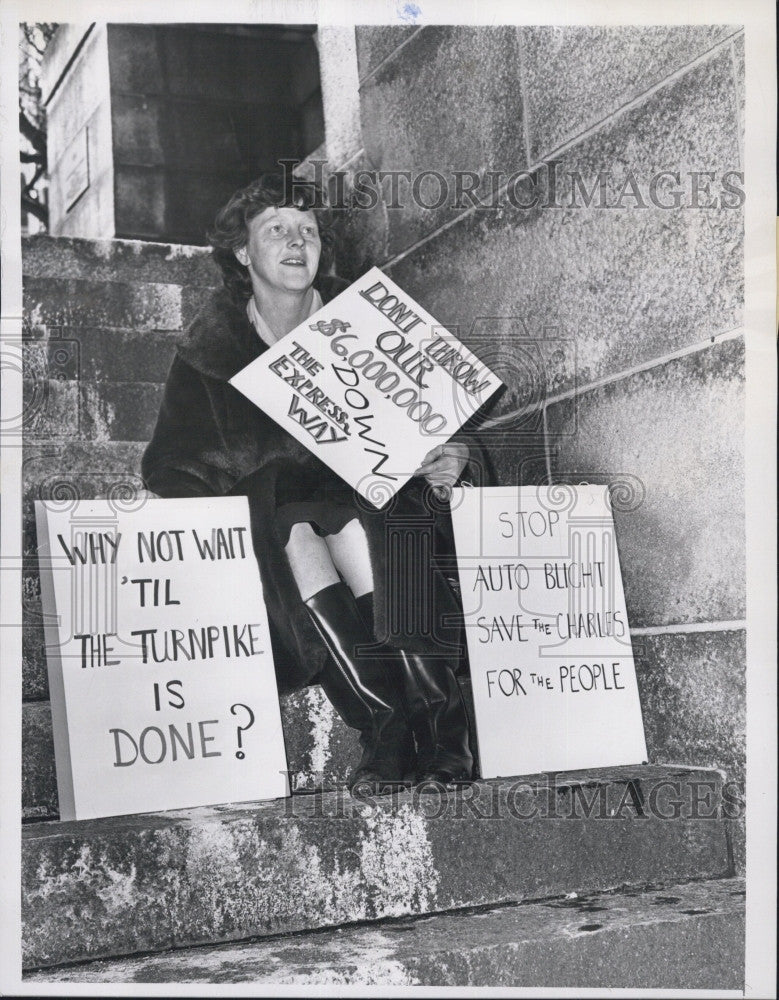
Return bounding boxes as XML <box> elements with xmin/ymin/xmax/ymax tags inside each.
<box><xmin>236</xmin><ymin>205</ymin><xmax>321</xmax><ymax>297</ymax></box>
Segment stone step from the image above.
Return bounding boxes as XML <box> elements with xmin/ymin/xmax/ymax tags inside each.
<box><xmin>23</xmin><ymin>379</ymin><xmax>165</xmax><ymax>442</ymax></box>
<box><xmin>22</xmin><ymin>764</ymin><xmax>734</xmax><ymax>970</ymax></box>
<box><xmin>23</xmin><ymin>876</ymin><xmax>745</xmax><ymax>988</ymax></box>
<box><xmin>23</xmin><ymin>275</ymin><xmax>211</xmax><ymax>337</ymax></box>
<box><xmin>22</xmin><ymin>234</ymin><xmax>220</xmax><ymax>287</ymax></box>
<box><xmin>24</xmin><ymin>329</ymin><xmax>179</xmax><ymax>383</ymax></box>
<box><xmin>22</xmin><ymin>441</ymin><xmax>147</xmax><ymax>550</ymax></box>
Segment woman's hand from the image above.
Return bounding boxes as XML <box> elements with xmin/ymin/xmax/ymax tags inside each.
<box><xmin>413</xmin><ymin>442</ymin><xmax>470</xmax><ymax>496</ymax></box>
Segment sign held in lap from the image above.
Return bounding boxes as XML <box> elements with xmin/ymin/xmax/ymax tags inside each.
<box><xmin>230</xmin><ymin>267</ymin><xmax>503</xmax><ymax>508</ymax></box>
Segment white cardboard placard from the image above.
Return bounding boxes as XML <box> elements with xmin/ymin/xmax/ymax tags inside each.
<box><xmin>450</xmin><ymin>485</ymin><xmax>648</xmax><ymax>777</ymax></box>
<box><xmin>230</xmin><ymin>267</ymin><xmax>503</xmax><ymax>508</ymax></box>
<box><xmin>35</xmin><ymin>496</ymin><xmax>289</xmax><ymax>820</ymax></box>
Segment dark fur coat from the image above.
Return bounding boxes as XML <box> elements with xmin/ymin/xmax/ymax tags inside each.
<box><xmin>142</xmin><ymin>278</ymin><xmax>487</xmax><ymax>693</ymax></box>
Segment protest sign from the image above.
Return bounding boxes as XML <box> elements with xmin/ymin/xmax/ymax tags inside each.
<box><xmin>450</xmin><ymin>485</ymin><xmax>647</xmax><ymax>777</ymax></box>
<box><xmin>229</xmin><ymin>267</ymin><xmax>503</xmax><ymax>508</ymax></box>
<box><xmin>35</xmin><ymin>496</ymin><xmax>288</xmax><ymax>821</ymax></box>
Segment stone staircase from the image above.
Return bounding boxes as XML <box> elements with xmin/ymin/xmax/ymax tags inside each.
<box><xmin>20</xmin><ymin>235</ymin><xmax>745</xmax><ymax>987</ymax></box>
<box><xmin>22</xmin><ymin>764</ymin><xmax>742</xmax><ymax>981</ymax></box>
<box><xmin>24</xmin><ymin>877</ymin><xmax>745</xmax><ymax>988</ymax></box>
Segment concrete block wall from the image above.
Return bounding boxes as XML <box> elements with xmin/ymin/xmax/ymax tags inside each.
<box><xmin>325</xmin><ymin>25</ymin><xmax>745</xmax><ymax>856</ymax></box>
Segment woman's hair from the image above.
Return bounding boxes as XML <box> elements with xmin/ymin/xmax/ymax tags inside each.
<box><xmin>208</xmin><ymin>173</ymin><xmax>335</xmax><ymax>303</ymax></box>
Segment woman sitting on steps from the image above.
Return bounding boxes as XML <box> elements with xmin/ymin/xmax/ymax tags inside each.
<box><xmin>142</xmin><ymin>173</ymin><xmax>487</xmax><ymax>795</ymax></box>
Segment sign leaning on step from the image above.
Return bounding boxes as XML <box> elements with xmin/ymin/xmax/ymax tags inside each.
<box><xmin>230</xmin><ymin>267</ymin><xmax>503</xmax><ymax>508</ymax></box>
<box><xmin>450</xmin><ymin>485</ymin><xmax>648</xmax><ymax>777</ymax></box>
<box><xmin>35</xmin><ymin>496</ymin><xmax>289</xmax><ymax>821</ymax></box>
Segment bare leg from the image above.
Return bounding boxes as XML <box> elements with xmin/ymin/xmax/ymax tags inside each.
<box><xmin>284</xmin><ymin>522</ymin><xmax>340</xmax><ymax>601</ymax></box>
<box><xmin>323</xmin><ymin>518</ymin><xmax>373</xmax><ymax>598</ymax></box>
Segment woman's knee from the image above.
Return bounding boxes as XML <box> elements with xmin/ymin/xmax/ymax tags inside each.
<box><xmin>284</xmin><ymin>521</ymin><xmax>340</xmax><ymax>600</ymax></box>
<box><xmin>285</xmin><ymin>520</ymin><xmax>323</xmax><ymax>556</ymax></box>
<box><xmin>326</xmin><ymin>518</ymin><xmax>368</xmax><ymax>552</ymax></box>
<box><xmin>325</xmin><ymin>518</ymin><xmax>373</xmax><ymax>597</ymax></box>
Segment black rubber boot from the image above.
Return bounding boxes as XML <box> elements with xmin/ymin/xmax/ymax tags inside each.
<box><xmin>305</xmin><ymin>582</ymin><xmax>413</xmax><ymax>796</ymax></box>
<box><xmin>396</xmin><ymin>653</ymin><xmax>474</xmax><ymax>787</ymax></box>
<box><xmin>354</xmin><ymin>593</ymin><xmax>417</xmax><ymax>785</ymax></box>
<box><xmin>354</xmin><ymin>593</ymin><xmax>472</xmax><ymax>788</ymax></box>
